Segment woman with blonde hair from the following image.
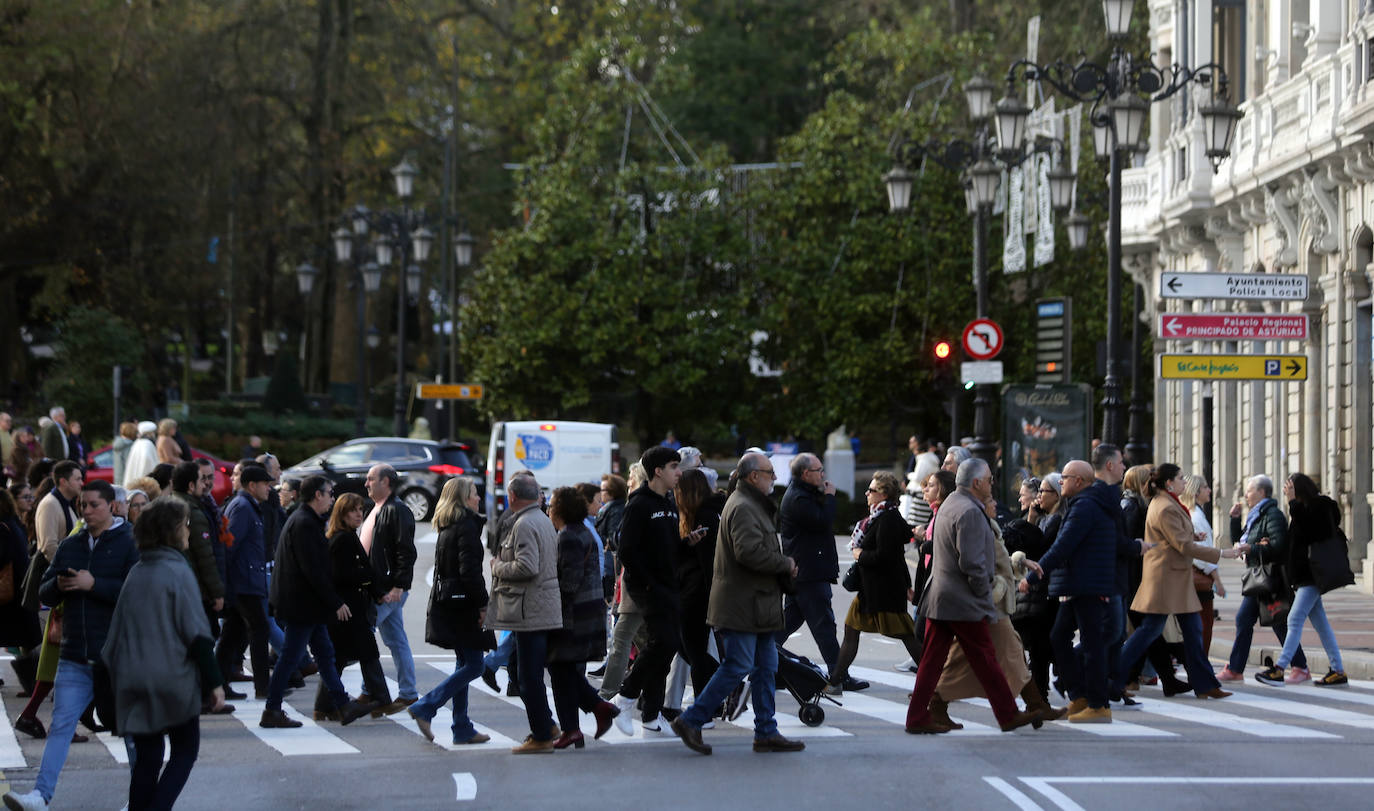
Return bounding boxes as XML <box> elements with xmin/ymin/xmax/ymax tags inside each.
<box><xmin>1179</xmin><ymin>475</ymin><xmax>1224</xmax><ymax>653</ymax></box>
<box><xmin>410</xmin><ymin>477</ymin><xmax>493</xmax><ymax>744</ymax></box>
<box><xmin>156</xmin><ymin>419</ymin><xmax>183</xmax><ymax>465</ymax></box>
<box><xmin>315</xmin><ymin>493</ymin><xmax>391</xmax><ymax>721</ymax></box>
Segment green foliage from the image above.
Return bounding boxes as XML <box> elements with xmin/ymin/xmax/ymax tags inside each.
<box><xmin>42</xmin><ymin>306</ymin><xmax>153</xmax><ymax>435</ymax></box>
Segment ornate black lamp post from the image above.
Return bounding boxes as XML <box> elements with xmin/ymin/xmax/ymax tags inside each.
<box><xmin>997</xmin><ymin>0</ymin><xmax>1242</xmax><ymax>449</ymax></box>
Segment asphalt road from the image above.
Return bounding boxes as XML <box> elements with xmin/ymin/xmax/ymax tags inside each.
<box><xmin>4</xmin><ymin>529</ymin><xmax>1374</xmax><ymax>810</ymax></box>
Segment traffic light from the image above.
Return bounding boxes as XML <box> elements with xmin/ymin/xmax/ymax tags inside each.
<box><xmin>1035</xmin><ymin>298</ymin><xmax>1072</xmax><ymax>383</ymax></box>
<box><xmin>934</xmin><ymin>341</ymin><xmax>952</xmax><ymax>361</ymax></box>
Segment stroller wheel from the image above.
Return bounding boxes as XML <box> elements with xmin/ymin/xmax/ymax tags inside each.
<box><xmin>798</xmin><ymin>703</ymin><xmax>825</xmax><ymax>727</ymax></box>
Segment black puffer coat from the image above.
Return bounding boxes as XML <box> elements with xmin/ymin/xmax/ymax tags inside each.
<box><xmin>425</xmin><ymin>512</ymin><xmax>492</xmax><ymax>652</ymax></box>
<box><xmin>853</xmin><ymin>507</ymin><xmax>913</xmax><ymax>615</ymax></box>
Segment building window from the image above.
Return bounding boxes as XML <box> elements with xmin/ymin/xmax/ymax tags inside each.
<box><xmin>1214</xmin><ymin>0</ymin><xmax>1247</xmax><ymax>102</ymax></box>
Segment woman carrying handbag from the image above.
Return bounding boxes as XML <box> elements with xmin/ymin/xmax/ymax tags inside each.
<box><xmin>1254</xmin><ymin>473</ymin><xmax>1348</xmax><ymax>687</ymax></box>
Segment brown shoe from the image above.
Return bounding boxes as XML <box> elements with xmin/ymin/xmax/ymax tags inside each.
<box><xmin>313</xmin><ymin>709</ymin><xmax>339</xmax><ymax>722</ymax></box>
<box><xmin>1066</xmin><ymin>697</ymin><xmax>1089</xmax><ymax>715</ymax></box>
<box><xmin>670</xmin><ymin>716</ymin><xmax>712</xmax><ymax>755</ymax></box>
<box><xmin>904</xmin><ymin>719</ymin><xmax>953</xmax><ymax>734</ymax></box>
<box><xmin>1198</xmin><ymin>687</ymin><xmax>1232</xmax><ymax>699</ymax></box>
<box><xmin>929</xmin><ymin>693</ymin><xmax>964</xmax><ymax>731</ymax></box>
<box><xmin>1068</xmin><ymin>706</ymin><xmax>1112</xmax><ymax>724</ymax></box>
<box><xmin>511</xmin><ymin>734</ymin><xmax>557</xmax><ymax>754</ymax></box>
<box><xmin>371</xmin><ymin>697</ymin><xmax>411</xmax><ymax>718</ymax></box>
<box><xmin>752</xmin><ymin>733</ymin><xmax>805</xmax><ymax>752</ymax></box>
<box><xmin>455</xmin><ymin>732</ymin><xmax>490</xmax><ymax>745</ymax></box>
<box><xmin>999</xmin><ymin>709</ymin><xmax>1041</xmax><ymax>732</ymax></box>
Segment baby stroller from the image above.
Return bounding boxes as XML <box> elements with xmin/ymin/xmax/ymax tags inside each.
<box><xmin>775</xmin><ymin>645</ymin><xmax>841</xmax><ymax>726</ymax></box>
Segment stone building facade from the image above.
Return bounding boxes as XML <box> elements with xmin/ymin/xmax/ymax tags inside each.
<box><xmin>1126</xmin><ymin>0</ymin><xmax>1374</xmax><ymax>588</ymax></box>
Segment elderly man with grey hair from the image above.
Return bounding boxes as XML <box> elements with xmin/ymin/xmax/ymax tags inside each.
<box><xmin>1218</xmin><ymin>473</ymin><xmax>1308</xmax><ymax>682</ymax></box>
<box><xmin>906</xmin><ymin>458</ymin><xmax>1039</xmax><ymax>734</ymax></box>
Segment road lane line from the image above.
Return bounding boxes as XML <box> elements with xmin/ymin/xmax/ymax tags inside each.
<box><xmin>1129</xmin><ymin>697</ymin><xmax>1339</xmax><ymax>738</ymax></box>
<box><xmin>0</xmin><ymin>699</ymin><xmax>27</xmax><ymax>768</ymax></box>
<box><xmin>453</xmin><ymin>772</ymin><xmax>477</xmax><ymax>801</ymax></box>
<box><xmin>1216</xmin><ymin>689</ymin><xmax>1374</xmax><ymax>729</ymax></box>
<box><xmin>94</xmin><ymin>732</ymin><xmax>130</xmax><ymax>764</ymax></box>
<box><xmin>982</xmin><ymin>777</ymin><xmax>1044</xmax><ymax>811</ymax></box>
<box><xmin>1019</xmin><ymin>778</ymin><xmax>1084</xmax><ymax>811</ymax></box>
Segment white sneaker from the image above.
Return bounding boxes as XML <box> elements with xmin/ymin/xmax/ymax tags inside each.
<box><xmin>894</xmin><ymin>658</ymin><xmax>918</xmax><ymax>673</ymax></box>
<box><xmin>612</xmin><ymin>695</ymin><xmax>635</xmax><ymax>736</ymax></box>
<box><xmin>3</xmin><ymin>789</ymin><xmax>49</xmax><ymax>811</ymax></box>
<box><xmin>701</xmin><ymin>720</ymin><xmax>715</xmax><ymax>730</ymax></box>
<box><xmin>641</xmin><ymin>714</ymin><xmax>664</xmax><ymax>733</ymax></box>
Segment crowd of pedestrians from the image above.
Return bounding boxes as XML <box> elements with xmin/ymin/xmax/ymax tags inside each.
<box><xmin>0</xmin><ymin>409</ymin><xmax>1360</xmax><ymax>804</ymax></box>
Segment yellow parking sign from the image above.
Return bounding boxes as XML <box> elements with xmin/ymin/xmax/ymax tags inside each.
<box><xmin>1158</xmin><ymin>354</ymin><xmax>1307</xmax><ymax>381</ymax></box>
<box><xmin>415</xmin><ymin>383</ymin><xmax>484</xmax><ymax>400</ymax></box>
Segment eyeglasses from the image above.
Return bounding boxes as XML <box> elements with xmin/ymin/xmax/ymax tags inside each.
<box><xmin>807</xmin><ymin>466</ymin><xmax>823</xmax><ymax>474</ymax></box>
<box><xmin>754</xmin><ymin>469</ymin><xmax>777</xmax><ymax>479</ymax></box>
<box><xmin>866</xmin><ymin>487</ymin><xmax>881</xmax><ymax>494</ymax></box>
<box><xmin>1038</xmin><ymin>489</ymin><xmax>1056</xmax><ymax>495</ymax></box>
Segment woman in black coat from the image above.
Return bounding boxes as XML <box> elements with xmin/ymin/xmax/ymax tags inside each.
<box><xmin>827</xmin><ymin>471</ymin><xmax>923</xmax><ymax>691</ymax></box>
<box><xmin>546</xmin><ymin>487</ymin><xmax>619</xmax><ymax>750</ymax></box>
<box><xmin>315</xmin><ymin>493</ymin><xmax>392</xmax><ymax>720</ymax></box>
<box><xmin>673</xmin><ymin>469</ymin><xmax>724</xmax><ymax>697</ymax></box>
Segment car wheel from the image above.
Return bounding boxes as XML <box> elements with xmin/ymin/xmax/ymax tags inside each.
<box><xmin>401</xmin><ymin>488</ymin><xmax>435</xmax><ymax>522</ymax></box>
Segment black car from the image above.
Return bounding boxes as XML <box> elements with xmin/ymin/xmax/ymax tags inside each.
<box><xmin>283</xmin><ymin>437</ymin><xmax>484</xmax><ymax>522</ymax></box>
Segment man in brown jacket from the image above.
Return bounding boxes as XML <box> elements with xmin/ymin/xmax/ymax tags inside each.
<box><xmin>905</xmin><ymin>458</ymin><xmax>1039</xmax><ymax>734</ymax></box>
<box><xmin>671</xmin><ymin>452</ymin><xmax>804</xmax><ymax>756</ymax></box>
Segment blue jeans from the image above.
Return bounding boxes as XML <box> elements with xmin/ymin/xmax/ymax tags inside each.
<box><xmin>267</xmin><ymin>623</ymin><xmax>348</xmax><ymax>712</ymax></box>
<box><xmin>1277</xmin><ymin>586</ymin><xmax>1343</xmax><ymax>671</ymax></box>
<box><xmin>410</xmin><ymin>648</ymin><xmax>484</xmax><ymax>742</ymax></box>
<box><xmin>484</xmin><ymin>631</ymin><xmax>515</xmax><ymax>671</ymax></box>
<box><xmin>1115</xmin><ymin>612</ymin><xmax>1218</xmax><ymax>696</ymax></box>
<box><xmin>680</xmin><ymin>630</ymin><xmax>779</xmax><ymax>738</ymax></box>
<box><xmin>1227</xmin><ymin>594</ymin><xmax>1307</xmax><ymax>673</ymax></box>
<box><xmin>35</xmin><ymin>659</ymin><xmax>95</xmax><ymax>802</ymax></box>
<box><xmin>375</xmin><ymin>591</ymin><xmax>416</xmax><ymax>699</ymax></box>
<box><xmin>778</xmin><ymin>580</ymin><xmax>841</xmax><ymax>670</ymax></box>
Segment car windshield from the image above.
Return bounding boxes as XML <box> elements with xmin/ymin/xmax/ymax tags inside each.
<box><xmin>324</xmin><ymin>444</ymin><xmax>371</xmax><ymax>467</ymax></box>
<box><xmin>371</xmin><ymin>443</ymin><xmax>431</xmax><ymax>463</ymax></box>
<box><xmin>439</xmin><ymin>447</ymin><xmax>474</xmax><ymax>470</ymax></box>
<box><xmin>93</xmin><ymin>449</ymin><xmax>113</xmax><ymax>468</ymax></box>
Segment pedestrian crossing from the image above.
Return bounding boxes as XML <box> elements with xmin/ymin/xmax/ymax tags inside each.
<box><xmin>3</xmin><ymin>662</ymin><xmax>1374</xmax><ymax>765</ymax></box>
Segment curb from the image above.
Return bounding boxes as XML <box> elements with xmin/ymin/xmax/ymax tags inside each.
<box><xmin>1208</xmin><ymin>639</ymin><xmax>1374</xmax><ymax>681</ymax></box>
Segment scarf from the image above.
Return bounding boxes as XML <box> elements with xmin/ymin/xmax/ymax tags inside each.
<box><xmin>1165</xmin><ymin>490</ymin><xmax>1191</xmax><ymax>519</ymax></box>
<box><xmin>851</xmin><ymin>500</ymin><xmax>897</xmax><ymax>549</ymax></box>
<box><xmin>1239</xmin><ymin>498</ymin><xmax>1273</xmax><ymax>545</ymax></box>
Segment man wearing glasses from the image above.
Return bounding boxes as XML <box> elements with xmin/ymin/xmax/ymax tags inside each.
<box><xmin>671</xmin><ymin>452</ymin><xmax>805</xmax><ymax>755</ymax></box>
<box><xmin>1018</xmin><ymin>446</ymin><xmax>1130</xmax><ymax>724</ymax></box>
<box><xmin>776</xmin><ymin>453</ymin><xmax>866</xmax><ymax>693</ymax></box>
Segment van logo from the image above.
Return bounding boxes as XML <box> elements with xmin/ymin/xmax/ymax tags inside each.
<box><xmin>514</xmin><ymin>434</ymin><xmax>554</xmax><ymax>470</ymax></box>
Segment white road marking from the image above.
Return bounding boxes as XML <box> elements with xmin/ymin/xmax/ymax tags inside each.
<box><xmin>0</xmin><ymin>697</ymin><xmax>27</xmax><ymax>767</ymax></box>
<box><xmin>960</xmin><ymin>698</ymin><xmax>1175</xmax><ymax>738</ymax></box>
<box><xmin>1129</xmin><ymin>699</ymin><xmax>1339</xmax><ymax>738</ymax></box>
<box><xmin>835</xmin><ymin>690</ymin><xmax>996</xmax><ymax>735</ymax></box>
<box><xmin>453</xmin><ymin>772</ymin><xmax>477</xmax><ymax>802</ymax></box>
<box><xmin>95</xmin><ymin>731</ymin><xmax>130</xmax><ymax>764</ymax></box>
<box><xmin>982</xmin><ymin>776</ymin><xmax>1044</xmax><ymax>810</ymax></box>
<box><xmin>1220</xmin><ymin>688</ymin><xmax>1374</xmax><ymax>729</ymax></box>
<box><xmin>340</xmin><ymin>666</ymin><xmax>517</xmax><ymax>750</ymax></box>
<box><xmin>232</xmin><ymin>698</ymin><xmax>358</xmax><ymax>756</ymax></box>
<box><xmin>1017</xmin><ymin>776</ymin><xmax>1374</xmax><ymax>811</ymax></box>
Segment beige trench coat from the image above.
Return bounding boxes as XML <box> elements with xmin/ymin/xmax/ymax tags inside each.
<box><xmin>1130</xmin><ymin>493</ymin><xmax>1222</xmax><ymax>615</ymax></box>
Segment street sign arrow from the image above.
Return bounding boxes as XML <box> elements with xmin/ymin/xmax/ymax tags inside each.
<box><xmin>1286</xmin><ymin>359</ymin><xmax>1302</xmax><ymax>376</ymax></box>
<box><xmin>1158</xmin><ymin>354</ymin><xmax>1307</xmax><ymax>381</ymax></box>
<box><xmin>1155</xmin><ymin>313</ymin><xmax>1309</xmax><ymax>341</ymax></box>
<box><xmin>1158</xmin><ymin>272</ymin><xmax>1308</xmax><ymax>300</ymax></box>
<box><xmin>961</xmin><ymin>318</ymin><xmax>1004</xmax><ymax>361</ymax></box>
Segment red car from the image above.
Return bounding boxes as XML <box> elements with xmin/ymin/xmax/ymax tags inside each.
<box><xmin>86</xmin><ymin>445</ymin><xmax>235</xmax><ymax>504</ymax></box>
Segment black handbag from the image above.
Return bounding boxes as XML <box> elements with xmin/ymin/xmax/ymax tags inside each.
<box><xmin>841</xmin><ymin>563</ymin><xmax>861</xmax><ymax>593</ymax></box>
<box><xmin>1309</xmin><ymin>531</ymin><xmax>1355</xmax><ymax>594</ymax></box>
<box><xmin>19</xmin><ymin>548</ymin><xmax>48</xmax><ymax>613</ymax></box>
<box><xmin>1240</xmin><ymin>562</ymin><xmax>1282</xmax><ymax>599</ymax></box>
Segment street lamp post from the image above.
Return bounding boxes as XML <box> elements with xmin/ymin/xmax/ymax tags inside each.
<box><xmin>998</xmin><ymin>0</ymin><xmax>1241</xmax><ymax>449</ymax></box>
<box><xmin>336</xmin><ymin>157</ymin><xmax>436</xmax><ymax>438</ymax></box>
<box><xmin>884</xmin><ymin>82</ymin><xmax>1076</xmax><ymax>470</ymax></box>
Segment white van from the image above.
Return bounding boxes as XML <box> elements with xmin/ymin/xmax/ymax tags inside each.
<box><xmin>484</xmin><ymin>420</ymin><xmax>620</xmax><ymax>523</ymax></box>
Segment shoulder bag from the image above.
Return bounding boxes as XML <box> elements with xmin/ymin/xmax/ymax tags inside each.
<box><xmin>841</xmin><ymin>563</ymin><xmax>861</xmax><ymax>593</ymax></box>
<box><xmin>1240</xmin><ymin>561</ymin><xmax>1283</xmax><ymax>599</ymax></box>
<box><xmin>1308</xmin><ymin>517</ymin><xmax>1355</xmax><ymax>594</ymax></box>
<box><xmin>19</xmin><ymin>548</ymin><xmax>48</xmax><ymax>613</ymax></box>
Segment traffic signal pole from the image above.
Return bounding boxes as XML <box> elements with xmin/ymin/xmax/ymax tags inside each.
<box><xmin>968</xmin><ymin>199</ymin><xmax>998</xmax><ymax>470</ymax></box>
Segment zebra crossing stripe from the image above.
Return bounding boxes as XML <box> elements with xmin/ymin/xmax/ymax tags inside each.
<box><xmin>1220</xmin><ymin>688</ymin><xmax>1374</xmax><ymax>730</ymax></box>
<box><xmin>338</xmin><ymin>665</ymin><xmax>518</xmax><ymax>750</ymax></box>
<box><xmin>232</xmin><ymin>698</ymin><xmax>359</xmax><ymax>756</ymax></box>
<box><xmin>0</xmin><ymin>698</ymin><xmax>27</xmax><ymax>768</ymax></box>
<box><xmin>958</xmin><ymin>698</ymin><xmax>1175</xmax><ymax>737</ymax></box>
<box><xmin>1130</xmin><ymin>696</ymin><xmax>1339</xmax><ymax>738</ymax></box>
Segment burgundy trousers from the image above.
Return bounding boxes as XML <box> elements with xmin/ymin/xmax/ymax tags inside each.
<box><xmin>906</xmin><ymin>618</ymin><xmax>1019</xmax><ymax>728</ymax></box>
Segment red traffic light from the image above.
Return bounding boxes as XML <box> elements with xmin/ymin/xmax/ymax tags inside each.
<box><xmin>934</xmin><ymin>341</ymin><xmax>952</xmax><ymax>360</ymax></box>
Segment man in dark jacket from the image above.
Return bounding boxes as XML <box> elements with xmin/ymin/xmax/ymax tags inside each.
<box><xmin>611</xmin><ymin>446</ymin><xmax>683</xmax><ymax>733</ymax></box>
<box><xmin>775</xmin><ymin>453</ymin><xmax>866</xmax><ymax>692</ymax></box>
<box><xmin>219</xmin><ymin>466</ymin><xmax>275</xmax><ymax>699</ymax></box>
<box><xmin>169</xmin><ymin>462</ymin><xmax>226</xmax><ymax>620</ymax></box>
<box><xmin>361</xmin><ymin>463</ymin><xmax>418</xmax><ymax>712</ymax></box>
<box><xmin>261</xmin><ymin>476</ymin><xmax>372</xmax><ymax>729</ymax></box>
<box><xmin>9</xmin><ymin>480</ymin><xmax>137</xmax><ymax>810</ymax></box>
<box><xmin>1019</xmin><ymin>456</ymin><xmax>1124</xmax><ymax>723</ymax></box>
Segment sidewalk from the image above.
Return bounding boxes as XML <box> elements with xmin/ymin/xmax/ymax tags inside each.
<box><xmin>1207</xmin><ymin>557</ymin><xmax>1374</xmax><ymax>679</ymax></box>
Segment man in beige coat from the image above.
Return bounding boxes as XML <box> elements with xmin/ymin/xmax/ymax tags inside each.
<box><xmin>671</xmin><ymin>452</ymin><xmax>805</xmax><ymax>756</ymax></box>
<box><xmin>487</xmin><ymin>474</ymin><xmax>563</xmax><ymax>753</ymax></box>
<box><xmin>905</xmin><ymin>459</ymin><xmax>1039</xmax><ymax>734</ymax></box>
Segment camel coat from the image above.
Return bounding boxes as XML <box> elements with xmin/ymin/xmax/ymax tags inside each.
<box><xmin>1130</xmin><ymin>492</ymin><xmax>1222</xmax><ymax>615</ymax></box>
<box><xmin>938</xmin><ymin>530</ymin><xmax>1031</xmax><ymax>700</ymax></box>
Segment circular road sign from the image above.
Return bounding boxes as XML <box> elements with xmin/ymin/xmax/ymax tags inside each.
<box><xmin>961</xmin><ymin>318</ymin><xmax>1004</xmax><ymax>360</ymax></box>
